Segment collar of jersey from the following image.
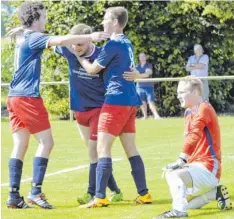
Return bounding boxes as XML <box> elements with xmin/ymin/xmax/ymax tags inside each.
<box><xmin>23</xmin><ymin>29</ymin><xmax>37</xmax><ymax>37</ymax></box>
<box><xmin>23</xmin><ymin>29</ymin><xmax>35</xmax><ymax>34</ymax></box>
<box><xmin>110</xmin><ymin>33</ymin><xmax>124</xmax><ymax>40</ymax></box>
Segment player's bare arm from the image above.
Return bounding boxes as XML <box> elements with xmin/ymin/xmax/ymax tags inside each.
<box><xmin>48</xmin><ymin>32</ymin><xmax>110</xmax><ymax>47</ymax></box>
<box><xmin>5</xmin><ymin>26</ymin><xmax>110</xmax><ymax>47</ymax></box>
<box><xmin>77</xmin><ymin>57</ymin><xmax>103</xmax><ymax>74</ymax></box>
<box><xmin>123</xmin><ymin>68</ymin><xmax>140</xmax><ymax>81</ymax></box>
<box><xmin>5</xmin><ymin>26</ymin><xmax>24</xmax><ymax>38</ymax></box>
<box><xmin>123</xmin><ymin>68</ymin><xmax>151</xmax><ymax>81</ymax></box>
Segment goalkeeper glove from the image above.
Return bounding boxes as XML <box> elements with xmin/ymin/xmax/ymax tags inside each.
<box><xmin>164</xmin><ymin>158</ymin><xmax>187</xmax><ymax>170</ymax></box>
<box><xmin>163</xmin><ymin>153</ymin><xmax>190</xmax><ymax>171</ymax></box>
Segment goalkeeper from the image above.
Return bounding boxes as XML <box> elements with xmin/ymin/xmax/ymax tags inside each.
<box><xmin>155</xmin><ymin>76</ymin><xmax>232</xmax><ymax>218</ymax></box>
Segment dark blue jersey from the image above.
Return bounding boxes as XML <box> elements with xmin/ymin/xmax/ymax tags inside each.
<box><xmin>96</xmin><ymin>34</ymin><xmax>141</xmax><ymax>106</ymax></box>
<box><xmin>55</xmin><ymin>46</ymin><xmax>105</xmax><ymax>111</ymax></box>
<box><xmin>9</xmin><ymin>31</ymin><xmax>51</xmax><ymax>97</ymax></box>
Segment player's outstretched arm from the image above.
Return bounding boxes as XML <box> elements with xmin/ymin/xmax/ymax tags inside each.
<box><xmin>5</xmin><ymin>26</ymin><xmax>24</xmax><ymax>39</ymax></box>
<box><xmin>48</xmin><ymin>32</ymin><xmax>110</xmax><ymax>47</ymax></box>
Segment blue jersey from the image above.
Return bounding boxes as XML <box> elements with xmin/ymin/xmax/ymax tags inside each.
<box><xmin>136</xmin><ymin>63</ymin><xmax>153</xmax><ymax>88</ymax></box>
<box><xmin>96</xmin><ymin>34</ymin><xmax>141</xmax><ymax>106</ymax></box>
<box><xmin>9</xmin><ymin>31</ymin><xmax>51</xmax><ymax>97</ymax></box>
<box><xmin>55</xmin><ymin>46</ymin><xmax>105</xmax><ymax>111</ymax></box>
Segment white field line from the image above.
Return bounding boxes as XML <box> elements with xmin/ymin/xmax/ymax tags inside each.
<box><xmin>1</xmin><ymin>158</ymin><xmax>123</xmax><ymax>187</ymax></box>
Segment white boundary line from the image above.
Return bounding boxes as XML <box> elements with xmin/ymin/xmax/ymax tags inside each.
<box><xmin>1</xmin><ymin>158</ymin><xmax>123</xmax><ymax>187</ymax></box>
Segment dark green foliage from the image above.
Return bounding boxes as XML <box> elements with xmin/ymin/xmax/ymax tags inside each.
<box><xmin>2</xmin><ymin>1</ymin><xmax>234</xmax><ymax>117</ymax></box>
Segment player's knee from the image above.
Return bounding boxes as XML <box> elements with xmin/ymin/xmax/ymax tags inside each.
<box><xmin>165</xmin><ymin>171</ymin><xmax>173</xmax><ymax>183</ymax></box>
<box><xmin>165</xmin><ymin>171</ymin><xmax>180</xmax><ymax>184</ymax></box>
<box><xmin>13</xmin><ymin>141</ymin><xmax>29</xmax><ymax>149</ymax></box>
<box><xmin>11</xmin><ymin>144</ymin><xmax>28</xmax><ymax>159</ymax></box>
<box><xmin>40</xmin><ymin>138</ymin><xmax>54</xmax><ymax>150</ymax></box>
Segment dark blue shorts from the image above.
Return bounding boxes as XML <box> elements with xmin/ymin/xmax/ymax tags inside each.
<box><xmin>136</xmin><ymin>87</ymin><xmax>155</xmax><ymax>102</ymax></box>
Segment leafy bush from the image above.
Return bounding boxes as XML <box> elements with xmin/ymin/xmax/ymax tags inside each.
<box><xmin>2</xmin><ymin>1</ymin><xmax>234</xmax><ymax>117</ymax></box>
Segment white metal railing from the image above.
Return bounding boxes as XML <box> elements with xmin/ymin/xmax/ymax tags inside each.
<box><xmin>1</xmin><ymin>75</ymin><xmax>234</xmax><ymax>87</ymax></box>
<box><xmin>135</xmin><ymin>75</ymin><xmax>234</xmax><ymax>82</ymax></box>
<box><xmin>1</xmin><ymin>75</ymin><xmax>234</xmax><ymax>121</ymax></box>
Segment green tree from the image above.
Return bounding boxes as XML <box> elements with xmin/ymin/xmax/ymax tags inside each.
<box><xmin>2</xmin><ymin>1</ymin><xmax>234</xmax><ymax>117</ymax></box>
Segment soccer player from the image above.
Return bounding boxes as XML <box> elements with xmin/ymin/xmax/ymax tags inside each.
<box><xmin>6</xmin><ymin>2</ymin><xmax>109</xmax><ymax>209</ymax></box>
<box><xmin>77</xmin><ymin>6</ymin><xmax>152</xmax><ymax>208</ymax></box>
<box><xmin>54</xmin><ymin>23</ymin><xmax>122</xmax><ymax>204</ymax></box>
<box><xmin>136</xmin><ymin>52</ymin><xmax>160</xmax><ymax>119</ymax></box>
<box><xmin>155</xmin><ymin>76</ymin><xmax>232</xmax><ymax>218</ymax></box>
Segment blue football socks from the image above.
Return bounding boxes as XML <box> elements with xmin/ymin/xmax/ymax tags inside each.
<box><xmin>129</xmin><ymin>155</ymin><xmax>148</xmax><ymax>196</ymax></box>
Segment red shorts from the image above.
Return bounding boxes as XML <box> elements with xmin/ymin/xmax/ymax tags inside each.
<box><xmin>98</xmin><ymin>104</ymin><xmax>137</xmax><ymax>136</ymax></box>
<box><xmin>74</xmin><ymin>108</ymin><xmax>101</xmax><ymax>141</ymax></box>
<box><xmin>7</xmin><ymin>97</ymin><xmax>50</xmax><ymax>134</ymax></box>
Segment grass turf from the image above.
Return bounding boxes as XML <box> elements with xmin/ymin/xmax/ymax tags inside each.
<box><xmin>1</xmin><ymin>117</ymin><xmax>234</xmax><ymax>219</ymax></box>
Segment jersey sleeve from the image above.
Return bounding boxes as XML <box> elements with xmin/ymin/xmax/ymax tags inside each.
<box><xmin>182</xmin><ymin>104</ymin><xmax>212</xmax><ymax>155</ymax></box>
<box><xmin>54</xmin><ymin>46</ymin><xmax>73</xmax><ymax>58</ymax></box>
<box><xmin>200</xmin><ymin>54</ymin><xmax>209</xmax><ymax>65</ymax></box>
<box><xmin>29</xmin><ymin>32</ymin><xmax>53</xmax><ymax>50</ymax></box>
<box><xmin>95</xmin><ymin>41</ymin><xmax>117</xmax><ymax>68</ymax></box>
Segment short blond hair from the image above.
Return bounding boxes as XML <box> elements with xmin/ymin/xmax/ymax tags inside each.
<box><xmin>105</xmin><ymin>7</ymin><xmax>128</xmax><ymax>28</ymax></box>
<box><xmin>70</xmin><ymin>23</ymin><xmax>92</xmax><ymax>35</ymax></box>
<box><xmin>180</xmin><ymin>76</ymin><xmax>203</xmax><ymax>95</ymax></box>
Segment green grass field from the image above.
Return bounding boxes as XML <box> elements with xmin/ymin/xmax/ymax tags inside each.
<box><xmin>1</xmin><ymin>117</ymin><xmax>234</xmax><ymax>219</ymax></box>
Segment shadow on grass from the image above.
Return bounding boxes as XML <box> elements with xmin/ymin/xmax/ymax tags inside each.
<box><xmin>189</xmin><ymin>208</ymin><xmax>233</xmax><ymax>218</ymax></box>
<box><xmin>110</xmin><ymin>198</ymin><xmax>171</xmax><ymax>207</ymax></box>
<box><xmin>152</xmin><ymin>199</ymin><xmax>172</xmax><ymax>205</ymax></box>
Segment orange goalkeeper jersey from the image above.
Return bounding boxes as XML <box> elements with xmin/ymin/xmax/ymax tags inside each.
<box><xmin>183</xmin><ymin>101</ymin><xmax>221</xmax><ymax>179</ymax></box>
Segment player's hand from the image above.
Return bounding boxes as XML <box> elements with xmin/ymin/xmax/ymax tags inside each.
<box><xmin>123</xmin><ymin>68</ymin><xmax>140</xmax><ymax>81</ymax></box>
<box><xmin>163</xmin><ymin>158</ymin><xmax>186</xmax><ymax>171</ymax></box>
<box><xmin>5</xmin><ymin>26</ymin><xmax>24</xmax><ymax>39</ymax></box>
<box><xmin>90</xmin><ymin>32</ymin><xmax>110</xmax><ymax>42</ymax></box>
<box><xmin>163</xmin><ymin>152</ymin><xmax>189</xmax><ymax>171</ymax></box>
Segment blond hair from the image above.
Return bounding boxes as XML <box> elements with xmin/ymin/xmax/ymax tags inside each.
<box><xmin>70</xmin><ymin>23</ymin><xmax>92</xmax><ymax>35</ymax></box>
<box><xmin>105</xmin><ymin>7</ymin><xmax>128</xmax><ymax>28</ymax></box>
<box><xmin>180</xmin><ymin>76</ymin><xmax>203</xmax><ymax>95</ymax></box>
